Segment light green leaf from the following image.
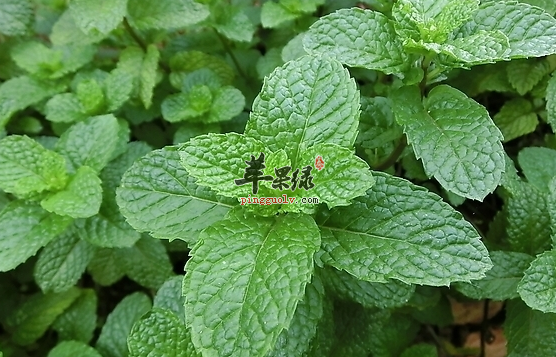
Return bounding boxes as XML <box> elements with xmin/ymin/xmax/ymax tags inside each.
<box><xmin>518</xmin><ymin>250</ymin><xmax>556</xmax><ymax>313</ymax></box>
<box><xmin>0</xmin><ymin>0</ymin><xmax>32</xmax><ymax>36</ymax></box>
<box><xmin>245</xmin><ymin>55</ymin><xmax>359</xmax><ymax>167</ymax></box>
<box><xmin>178</xmin><ymin>133</ymin><xmax>268</xmax><ymax>197</ymax></box>
<box><xmin>127</xmin><ymin>0</ymin><xmax>209</xmax><ymax>31</ymax></box>
<box><xmin>5</xmin><ymin>288</ymin><xmax>80</xmax><ymax>346</ymax></box>
<box><xmin>87</xmin><ymin>248</ymin><xmax>125</xmax><ymax>286</ymax></box>
<box><xmin>0</xmin><ymin>201</ymin><xmax>72</xmax><ymax>272</ymax></box>
<box><xmin>505</xmin><ymin>299</ymin><xmax>556</xmax><ymax>357</ymax></box>
<box><xmin>45</xmin><ymin>93</ymin><xmax>87</xmax><ymax>124</ymax></box>
<box><xmin>321</xmin><ymin>267</ymin><xmax>415</xmax><ymax>309</ymax></box>
<box><xmin>184</xmin><ymin>211</ymin><xmax>320</xmax><ymax>357</ymax></box>
<box><xmin>169</xmin><ymin>51</ymin><xmax>234</xmax><ymax>88</ymax></box>
<box><xmin>260</xmin><ymin>2</ymin><xmax>297</xmax><ymax>28</ymax></box>
<box><xmin>282</xmin><ymin>33</ymin><xmax>307</xmax><ymax>62</ymax></box>
<box><xmin>400</xmin><ymin>344</ymin><xmax>438</xmax><ymax>357</ymax></box>
<box><xmin>0</xmin><ymin>135</ymin><xmax>67</xmax><ymax>196</ymax></box>
<box><xmin>162</xmin><ymin>93</ymin><xmax>201</xmax><ymax>123</ymax></box>
<box><xmin>50</xmin><ymin>10</ymin><xmax>106</xmax><ymax>46</ymax></box>
<box><xmin>41</xmin><ymin>166</ymin><xmax>102</xmax><ymax>218</ymax></box>
<box><xmin>316</xmin><ymin>171</ymin><xmax>492</xmax><ymax>286</ymax></box>
<box><xmin>34</xmin><ymin>228</ymin><xmax>95</xmax><ymax>293</ymax></box>
<box><xmin>76</xmin><ymin>79</ymin><xmax>105</xmax><ymax>115</ymax></box>
<box><xmin>454</xmin><ymin>251</ymin><xmax>534</xmax><ymax>300</ymax></box>
<box><xmin>267</xmin><ymin>275</ymin><xmax>324</xmax><ymax>357</ymax></box>
<box><xmin>546</xmin><ymin>74</ymin><xmax>556</xmax><ymax>132</ymax></box>
<box><xmin>48</xmin><ymin>341</ymin><xmax>102</xmax><ymax>357</ymax></box>
<box><xmin>205</xmin><ymin>86</ymin><xmax>245</xmax><ymax>123</ymax></box>
<box><xmin>304</xmin><ymin>8</ymin><xmax>408</xmax><ymax>74</ymax></box>
<box><xmin>298</xmin><ymin>143</ymin><xmax>374</xmax><ymax>208</ymax></box>
<box><xmin>128</xmin><ymin>308</ymin><xmax>200</xmax><ymax>357</ymax></box>
<box><xmin>391</xmin><ymin>85</ymin><xmax>504</xmax><ymax>201</ymax></box>
<box><xmin>117</xmin><ymin>147</ymin><xmax>236</xmax><ymax>244</ymax></box>
<box><xmin>212</xmin><ymin>6</ymin><xmax>255</xmax><ymax>43</ymax></box>
<box><xmin>119</xmin><ymin>237</ymin><xmax>173</xmax><ymax>289</ymax></box>
<box><xmin>518</xmin><ymin>147</ymin><xmax>556</xmax><ymax>192</ymax></box>
<box><xmin>507</xmin><ymin>58</ymin><xmax>551</xmax><ymax>94</ymax></box>
<box><xmin>96</xmin><ymin>292</ymin><xmax>152</xmax><ymax>357</ymax></box>
<box><xmin>0</xmin><ymin>76</ymin><xmax>66</xmax><ymax>128</ymax></box>
<box><xmin>68</xmin><ymin>0</ymin><xmax>127</xmax><ymax>35</ymax></box>
<box><xmin>55</xmin><ymin>114</ymin><xmax>121</xmax><ymax>173</ymax></box>
<box><xmin>457</xmin><ymin>1</ymin><xmax>556</xmax><ymax>58</ymax></box>
<box><xmin>153</xmin><ymin>276</ymin><xmax>186</xmax><ymax>324</ymax></box>
<box><xmin>494</xmin><ymin>98</ymin><xmax>538</xmax><ymax>142</ymax></box>
<box><xmin>139</xmin><ymin>44</ymin><xmax>159</xmax><ymax>109</ymax></box>
<box><xmin>256</xmin><ymin>48</ymin><xmax>284</xmax><ymax>79</ymax></box>
<box><xmin>104</xmin><ymin>68</ymin><xmax>134</xmax><ymax>111</ymax></box>
<box><xmin>52</xmin><ymin>289</ymin><xmax>97</xmax><ymax>343</ymax></box>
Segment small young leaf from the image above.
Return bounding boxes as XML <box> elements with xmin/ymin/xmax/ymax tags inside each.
<box><xmin>76</xmin><ymin>79</ymin><xmax>105</xmax><ymax>115</ymax></box>
<box><xmin>518</xmin><ymin>147</ymin><xmax>556</xmax><ymax>192</ymax></box>
<box><xmin>304</xmin><ymin>8</ymin><xmax>408</xmax><ymax>74</ymax></box>
<box><xmin>52</xmin><ymin>289</ymin><xmax>98</xmax><ymax>343</ymax></box>
<box><xmin>47</xmin><ymin>341</ymin><xmax>102</xmax><ymax>357</ymax></box>
<box><xmin>211</xmin><ymin>6</ymin><xmax>255</xmax><ymax>43</ymax></box>
<box><xmin>245</xmin><ymin>55</ymin><xmax>359</xmax><ymax>167</ymax></box>
<box><xmin>205</xmin><ymin>86</ymin><xmax>245</xmax><ymax>123</ymax></box>
<box><xmin>68</xmin><ymin>0</ymin><xmax>127</xmax><ymax>35</ymax></box>
<box><xmin>117</xmin><ymin>147</ymin><xmax>236</xmax><ymax>245</ymax></box>
<box><xmin>104</xmin><ymin>68</ymin><xmax>134</xmax><ymax>111</ymax></box>
<box><xmin>0</xmin><ymin>0</ymin><xmax>32</xmax><ymax>36</ymax></box>
<box><xmin>507</xmin><ymin>58</ymin><xmax>551</xmax><ymax>95</ymax></box>
<box><xmin>391</xmin><ymin>85</ymin><xmax>504</xmax><ymax>201</ymax></box>
<box><xmin>127</xmin><ymin>308</ymin><xmax>200</xmax><ymax>357</ymax></box>
<box><xmin>169</xmin><ymin>51</ymin><xmax>235</xmax><ymax>88</ymax></box>
<box><xmin>260</xmin><ymin>2</ymin><xmax>297</xmax><ymax>28</ymax></box>
<box><xmin>493</xmin><ymin>98</ymin><xmax>538</xmax><ymax>142</ymax></box>
<box><xmin>34</xmin><ymin>228</ymin><xmax>95</xmax><ymax>293</ymax></box>
<box><xmin>183</xmin><ymin>211</ymin><xmax>320</xmax><ymax>357</ymax></box>
<box><xmin>96</xmin><ymin>292</ymin><xmax>152</xmax><ymax>357</ymax></box>
<box><xmin>45</xmin><ymin>93</ymin><xmax>87</xmax><ymax>124</ymax></box>
<box><xmin>139</xmin><ymin>44</ymin><xmax>159</xmax><ymax>109</ymax></box>
<box><xmin>316</xmin><ymin>171</ymin><xmax>492</xmax><ymax>286</ymax></box>
<box><xmin>126</xmin><ymin>0</ymin><xmax>209</xmax><ymax>31</ymax></box>
<box><xmin>518</xmin><ymin>250</ymin><xmax>556</xmax><ymax>313</ymax></box>
<box><xmin>119</xmin><ymin>237</ymin><xmax>173</xmax><ymax>289</ymax></box>
<box><xmin>454</xmin><ymin>251</ymin><xmax>534</xmax><ymax>300</ymax></box>
<box><xmin>0</xmin><ymin>201</ymin><xmax>72</xmax><ymax>272</ymax></box>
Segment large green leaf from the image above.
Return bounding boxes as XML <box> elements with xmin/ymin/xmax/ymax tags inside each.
<box><xmin>303</xmin><ymin>8</ymin><xmax>408</xmax><ymax>74</ymax></box>
<box><xmin>68</xmin><ymin>0</ymin><xmax>127</xmax><ymax>35</ymax></box>
<box><xmin>0</xmin><ymin>0</ymin><xmax>32</xmax><ymax>36</ymax></box>
<box><xmin>316</xmin><ymin>171</ymin><xmax>492</xmax><ymax>286</ymax></box>
<box><xmin>245</xmin><ymin>55</ymin><xmax>359</xmax><ymax>167</ymax></box>
<box><xmin>126</xmin><ymin>0</ymin><xmax>209</xmax><ymax>31</ymax></box>
<box><xmin>183</xmin><ymin>210</ymin><xmax>320</xmax><ymax>357</ymax></box>
<box><xmin>391</xmin><ymin>85</ymin><xmax>504</xmax><ymax>200</ymax></box>
<box><xmin>117</xmin><ymin>147</ymin><xmax>236</xmax><ymax>245</ymax></box>
<box><xmin>518</xmin><ymin>250</ymin><xmax>556</xmax><ymax>313</ymax></box>
<box><xmin>52</xmin><ymin>289</ymin><xmax>97</xmax><ymax>343</ymax></box>
<box><xmin>0</xmin><ymin>201</ymin><xmax>72</xmax><ymax>272</ymax></box>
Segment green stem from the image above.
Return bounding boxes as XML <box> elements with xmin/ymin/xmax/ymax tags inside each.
<box><xmin>213</xmin><ymin>29</ymin><xmax>247</xmax><ymax>79</ymax></box>
<box><xmin>373</xmin><ymin>136</ymin><xmax>407</xmax><ymax>171</ymax></box>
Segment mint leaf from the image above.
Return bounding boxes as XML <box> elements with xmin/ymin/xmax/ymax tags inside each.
<box><xmin>457</xmin><ymin>1</ymin><xmax>556</xmax><ymax>58</ymax></box>
<box><xmin>68</xmin><ymin>0</ymin><xmax>126</xmax><ymax>35</ymax></box>
<box><xmin>400</xmin><ymin>344</ymin><xmax>438</xmax><ymax>357</ymax></box>
<box><xmin>153</xmin><ymin>276</ymin><xmax>186</xmax><ymax>324</ymax></box>
<box><xmin>260</xmin><ymin>2</ymin><xmax>297</xmax><ymax>28</ymax></box>
<box><xmin>47</xmin><ymin>341</ymin><xmax>102</xmax><ymax>357</ymax></box>
<box><xmin>0</xmin><ymin>201</ymin><xmax>72</xmax><ymax>272</ymax></box>
<box><xmin>117</xmin><ymin>147</ymin><xmax>236</xmax><ymax>244</ymax></box>
<box><xmin>205</xmin><ymin>86</ymin><xmax>245</xmax><ymax>123</ymax></box>
<box><xmin>211</xmin><ymin>6</ymin><xmax>255</xmax><ymax>43</ymax></box>
<box><xmin>494</xmin><ymin>98</ymin><xmax>538</xmax><ymax>142</ymax></box>
<box><xmin>0</xmin><ymin>0</ymin><xmax>32</xmax><ymax>36</ymax></box>
<box><xmin>507</xmin><ymin>58</ymin><xmax>551</xmax><ymax>94</ymax></box>
<box><xmin>52</xmin><ymin>289</ymin><xmax>97</xmax><ymax>343</ymax></box>
<box><xmin>298</xmin><ymin>144</ymin><xmax>374</xmax><ymax>208</ymax></box>
<box><xmin>454</xmin><ymin>251</ymin><xmax>534</xmax><ymax>300</ymax></box>
<box><xmin>304</xmin><ymin>8</ymin><xmax>408</xmax><ymax>74</ymax></box>
<box><xmin>547</xmin><ymin>74</ymin><xmax>556</xmax><ymax>132</ymax></box>
<box><xmin>76</xmin><ymin>79</ymin><xmax>105</xmax><ymax>115</ymax></box>
<box><xmin>518</xmin><ymin>250</ymin><xmax>556</xmax><ymax>313</ymax></box>
<box><xmin>245</xmin><ymin>55</ymin><xmax>359</xmax><ymax>167</ymax></box>
<box><xmin>391</xmin><ymin>85</ymin><xmax>504</xmax><ymax>201</ymax></box>
<box><xmin>45</xmin><ymin>93</ymin><xmax>87</xmax><ymax>123</ymax></box>
<box><xmin>96</xmin><ymin>292</ymin><xmax>152</xmax><ymax>357</ymax></box>
<box><xmin>104</xmin><ymin>68</ymin><xmax>134</xmax><ymax>111</ymax></box>
<box><xmin>322</xmin><ymin>267</ymin><xmax>415</xmax><ymax>309</ymax></box>
<box><xmin>50</xmin><ymin>10</ymin><xmax>106</xmax><ymax>46</ymax></box>
<box><xmin>139</xmin><ymin>44</ymin><xmax>159</xmax><ymax>109</ymax></box>
<box><xmin>55</xmin><ymin>115</ymin><xmax>121</xmax><ymax>173</ymax></box>
<box><xmin>518</xmin><ymin>147</ymin><xmax>556</xmax><ymax>192</ymax></box>
<box><xmin>87</xmin><ymin>248</ymin><xmax>125</xmax><ymax>286</ymax></box>
<box><xmin>316</xmin><ymin>171</ymin><xmax>492</xmax><ymax>286</ymax></box>
<box><xmin>184</xmin><ymin>211</ymin><xmax>320</xmax><ymax>357</ymax></box>
<box><xmin>169</xmin><ymin>51</ymin><xmax>235</xmax><ymax>88</ymax></box>
<box><xmin>128</xmin><ymin>308</ymin><xmax>200</xmax><ymax>357</ymax></box>
<box><xmin>34</xmin><ymin>228</ymin><xmax>95</xmax><ymax>293</ymax></box>
<box><xmin>179</xmin><ymin>133</ymin><xmax>268</xmax><ymax>197</ymax></box>
<box><xmin>127</xmin><ymin>0</ymin><xmax>209</xmax><ymax>31</ymax></box>
<box><xmin>41</xmin><ymin>166</ymin><xmax>102</xmax><ymax>218</ymax></box>
<box><xmin>0</xmin><ymin>135</ymin><xmax>67</xmax><ymax>196</ymax></box>
<box><xmin>119</xmin><ymin>237</ymin><xmax>173</xmax><ymax>289</ymax></box>
<box><xmin>505</xmin><ymin>299</ymin><xmax>556</xmax><ymax>357</ymax></box>
<box><xmin>5</xmin><ymin>288</ymin><xmax>80</xmax><ymax>346</ymax></box>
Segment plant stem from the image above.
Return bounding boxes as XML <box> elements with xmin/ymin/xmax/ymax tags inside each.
<box><xmin>373</xmin><ymin>135</ymin><xmax>407</xmax><ymax>171</ymax></box>
<box><xmin>123</xmin><ymin>17</ymin><xmax>147</xmax><ymax>52</ymax></box>
<box><xmin>213</xmin><ymin>29</ymin><xmax>247</xmax><ymax>79</ymax></box>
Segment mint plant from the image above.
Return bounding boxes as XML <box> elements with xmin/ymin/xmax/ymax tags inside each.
<box><xmin>2</xmin><ymin>0</ymin><xmax>556</xmax><ymax>356</ymax></box>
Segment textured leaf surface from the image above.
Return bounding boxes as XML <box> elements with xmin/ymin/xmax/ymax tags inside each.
<box><xmin>117</xmin><ymin>147</ymin><xmax>235</xmax><ymax>244</ymax></box>
<box><xmin>47</xmin><ymin>341</ymin><xmax>102</xmax><ymax>357</ymax></box>
<box><xmin>55</xmin><ymin>115</ymin><xmax>120</xmax><ymax>173</ymax></box>
<box><xmin>260</xmin><ymin>2</ymin><xmax>297</xmax><ymax>28</ymax></box>
<box><xmin>493</xmin><ymin>98</ymin><xmax>538</xmax><ymax>142</ymax></box>
<box><xmin>316</xmin><ymin>171</ymin><xmax>492</xmax><ymax>286</ymax></box>
<box><xmin>322</xmin><ymin>267</ymin><xmax>415</xmax><ymax>309</ymax></box>
<box><xmin>457</xmin><ymin>1</ymin><xmax>556</xmax><ymax>58</ymax></box>
<box><xmin>212</xmin><ymin>6</ymin><xmax>255</xmax><ymax>43</ymax></box>
<box><xmin>50</xmin><ymin>10</ymin><xmax>105</xmax><ymax>45</ymax></box>
<box><xmin>34</xmin><ymin>229</ymin><xmax>95</xmax><ymax>293</ymax></box>
<box><xmin>96</xmin><ymin>292</ymin><xmax>152</xmax><ymax>357</ymax></box>
<box><xmin>139</xmin><ymin>44</ymin><xmax>159</xmax><ymax>109</ymax></box>
<box><xmin>41</xmin><ymin>166</ymin><xmax>102</xmax><ymax>218</ymax></box>
<box><xmin>128</xmin><ymin>308</ymin><xmax>200</xmax><ymax>357</ymax></box>
<box><xmin>518</xmin><ymin>147</ymin><xmax>556</xmax><ymax>192</ymax></box>
<box><xmin>120</xmin><ymin>237</ymin><xmax>173</xmax><ymax>289</ymax></box>
<box><xmin>68</xmin><ymin>0</ymin><xmax>126</xmax><ymax>34</ymax></box>
<box><xmin>0</xmin><ymin>135</ymin><xmax>67</xmax><ymax>196</ymax></box>
<box><xmin>45</xmin><ymin>93</ymin><xmax>87</xmax><ymax>123</ymax></box>
<box><xmin>245</xmin><ymin>55</ymin><xmax>359</xmax><ymax>167</ymax></box>
<box><xmin>154</xmin><ymin>276</ymin><xmax>186</xmax><ymax>323</ymax></box>
<box><xmin>184</xmin><ymin>211</ymin><xmax>320</xmax><ymax>357</ymax></box>
<box><xmin>127</xmin><ymin>0</ymin><xmax>209</xmax><ymax>30</ymax></box>
<box><xmin>52</xmin><ymin>289</ymin><xmax>97</xmax><ymax>343</ymax></box>
<box><xmin>87</xmin><ymin>248</ymin><xmax>125</xmax><ymax>286</ymax></box>
<box><xmin>0</xmin><ymin>0</ymin><xmax>32</xmax><ymax>35</ymax></box>
<box><xmin>547</xmin><ymin>74</ymin><xmax>556</xmax><ymax>132</ymax></box>
<box><xmin>304</xmin><ymin>8</ymin><xmax>408</xmax><ymax>74</ymax></box>
<box><xmin>391</xmin><ymin>85</ymin><xmax>504</xmax><ymax>200</ymax></box>
<box><xmin>507</xmin><ymin>58</ymin><xmax>551</xmax><ymax>94</ymax></box>
<box><xmin>5</xmin><ymin>288</ymin><xmax>80</xmax><ymax>346</ymax></box>
<box><xmin>518</xmin><ymin>250</ymin><xmax>556</xmax><ymax>313</ymax></box>
<box><xmin>454</xmin><ymin>251</ymin><xmax>534</xmax><ymax>300</ymax></box>
<box><xmin>505</xmin><ymin>299</ymin><xmax>556</xmax><ymax>357</ymax></box>
<box><xmin>0</xmin><ymin>201</ymin><xmax>72</xmax><ymax>272</ymax></box>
